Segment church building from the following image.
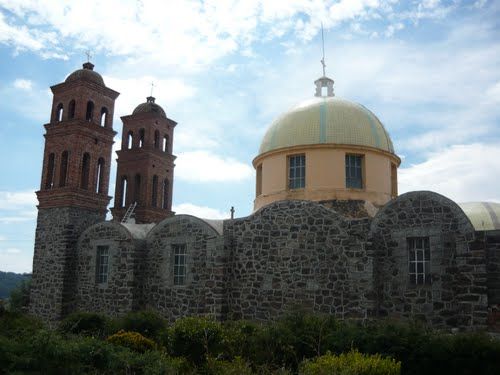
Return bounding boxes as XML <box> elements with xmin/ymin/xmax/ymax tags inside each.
<box><xmin>29</xmin><ymin>62</ymin><xmax>500</xmax><ymax>331</ymax></box>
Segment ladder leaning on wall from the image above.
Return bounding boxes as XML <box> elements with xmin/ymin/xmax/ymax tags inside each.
<box><xmin>121</xmin><ymin>202</ymin><xmax>137</xmax><ymax>223</ymax></box>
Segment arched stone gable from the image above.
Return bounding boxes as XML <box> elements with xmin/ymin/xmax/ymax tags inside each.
<box><xmin>369</xmin><ymin>191</ymin><xmax>486</xmax><ymax>329</ymax></box>
<box><xmin>75</xmin><ymin>221</ymin><xmax>138</xmax><ymax>315</ymax></box>
<box><xmin>225</xmin><ymin>200</ymin><xmax>375</xmax><ymax>321</ymax></box>
<box><xmin>144</xmin><ymin>215</ymin><xmax>225</xmax><ymax>322</ymax></box>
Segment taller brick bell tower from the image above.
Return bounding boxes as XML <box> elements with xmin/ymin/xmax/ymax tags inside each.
<box><xmin>30</xmin><ymin>62</ymin><xmax>119</xmax><ymax>321</ymax></box>
<box><xmin>111</xmin><ymin>96</ymin><xmax>176</xmax><ymax>223</ymax></box>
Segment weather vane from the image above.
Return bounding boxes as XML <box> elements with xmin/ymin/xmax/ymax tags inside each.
<box><xmin>320</xmin><ymin>22</ymin><xmax>326</xmax><ymax>77</ymax></box>
<box><xmin>85</xmin><ymin>50</ymin><xmax>93</xmax><ymax>63</ymax></box>
<box><xmin>150</xmin><ymin>81</ymin><xmax>155</xmax><ymax>97</ymax></box>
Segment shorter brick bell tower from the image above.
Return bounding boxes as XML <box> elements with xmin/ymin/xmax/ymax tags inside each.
<box><xmin>112</xmin><ymin>96</ymin><xmax>176</xmax><ymax>223</ymax></box>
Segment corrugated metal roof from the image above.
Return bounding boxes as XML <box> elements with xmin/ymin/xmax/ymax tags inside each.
<box><xmin>258</xmin><ymin>97</ymin><xmax>395</xmax><ymax>155</ymax></box>
<box><xmin>458</xmin><ymin>202</ymin><xmax>500</xmax><ymax>231</ymax></box>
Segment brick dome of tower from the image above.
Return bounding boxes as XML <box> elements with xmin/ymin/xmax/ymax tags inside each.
<box><xmin>132</xmin><ymin>96</ymin><xmax>166</xmax><ymax>118</ymax></box>
<box><xmin>65</xmin><ymin>62</ymin><xmax>105</xmax><ymax>86</ymax></box>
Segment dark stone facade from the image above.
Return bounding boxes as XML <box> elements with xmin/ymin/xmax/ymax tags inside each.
<box><xmin>31</xmin><ymin>192</ymin><xmax>500</xmax><ymax>331</ymax></box>
<box><xmin>30</xmin><ymin>207</ymin><xmax>104</xmax><ymax>321</ymax></box>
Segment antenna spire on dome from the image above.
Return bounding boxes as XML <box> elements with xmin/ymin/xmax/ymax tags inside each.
<box><xmin>314</xmin><ymin>23</ymin><xmax>334</xmax><ymax>97</ymax></box>
<box><xmin>321</xmin><ymin>22</ymin><xmax>326</xmax><ymax>77</ymax></box>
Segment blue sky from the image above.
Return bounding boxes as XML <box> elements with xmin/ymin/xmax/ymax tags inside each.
<box><xmin>0</xmin><ymin>0</ymin><xmax>499</xmax><ymax>273</ymax></box>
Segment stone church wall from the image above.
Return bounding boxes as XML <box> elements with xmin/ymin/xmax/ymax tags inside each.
<box><xmin>75</xmin><ymin>222</ymin><xmax>139</xmax><ymax>315</ymax></box>
<box><xmin>224</xmin><ymin>201</ymin><xmax>375</xmax><ymax>321</ymax></box>
<box><xmin>370</xmin><ymin>191</ymin><xmax>487</xmax><ymax>329</ymax></box>
<box><xmin>143</xmin><ymin>215</ymin><xmax>225</xmax><ymax>322</ymax></box>
<box><xmin>483</xmin><ymin>230</ymin><xmax>500</xmax><ymax>329</ymax></box>
<box><xmin>30</xmin><ymin>207</ymin><xmax>103</xmax><ymax>321</ymax></box>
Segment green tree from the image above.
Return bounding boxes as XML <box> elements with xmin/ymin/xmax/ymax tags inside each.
<box><xmin>9</xmin><ymin>279</ymin><xmax>31</xmax><ymax>313</ymax></box>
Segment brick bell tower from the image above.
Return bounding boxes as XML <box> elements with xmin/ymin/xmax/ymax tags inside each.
<box><xmin>111</xmin><ymin>96</ymin><xmax>176</xmax><ymax>223</ymax></box>
<box><xmin>30</xmin><ymin>62</ymin><xmax>119</xmax><ymax>321</ymax></box>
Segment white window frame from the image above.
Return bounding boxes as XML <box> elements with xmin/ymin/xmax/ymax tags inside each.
<box><xmin>408</xmin><ymin>237</ymin><xmax>430</xmax><ymax>285</ymax></box>
<box><xmin>288</xmin><ymin>154</ymin><xmax>305</xmax><ymax>189</ymax></box>
<box><xmin>173</xmin><ymin>244</ymin><xmax>187</xmax><ymax>286</ymax></box>
<box><xmin>96</xmin><ymin>245</ymin><xmax>110</xmax><ymax>284</ymax></box>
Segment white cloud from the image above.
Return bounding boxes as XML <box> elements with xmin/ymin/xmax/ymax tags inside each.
<box><xmin>0</xmin><ymin>249</ymin><xmax>33</xmax><ymax>273</ymax></box>
<box><xmin>13</xmin><ymin>78</ymin><xmax>32</xmax><ymax>90</ymax></box>
<box><xmin>399</xmin><ymin>143</ymin><xmax>500</xmax><ymax>203</ymax></box>
<box><xmin>103</xmin><ymin>75</ymin><xmax>196</xmax><ymax>119</ymax></box>
<box><xmin>0</xmin><ymin>191</ymin><xmax>37</xmax><ymax>209</ymax></box>
<box><xmin>176</xmin><ymin>150</ymin><xmax>253</xmax><ymax>182</ymax></box>
<box><xmin>173</xmin><ymin>202</ymin><xmax>228</xmax><ymax>219</ymax></box>
<box><xmin>0</xmin><ymin>0</ymin><xmax>460</xmax><ymax>70</ymax></box>
<box><xmin>0</xmin><ymin>235</ymin><xmax>6</xmax><ymax>241</ymax></box>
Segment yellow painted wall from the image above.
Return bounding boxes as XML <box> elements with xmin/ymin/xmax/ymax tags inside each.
<box><xmin>253</xmin><ymin>145</ymin><xmax>400</xmax><ymax>211</ymax></box>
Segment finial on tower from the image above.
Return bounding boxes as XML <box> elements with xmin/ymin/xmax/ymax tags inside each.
<box><xmin>314</xmin><ymin>23</ymin><xmax>334</xmax><ymax>98</ymax></box>
<box><xmin>83</xmin><ymin>50</ymin><xmax>95</xmax><ymax>70</ymax></box>
<box><xmin>150</xmin><ymin>81</ymin><xmax>155</xmax><ymax>97</ymax></box>
<box><xmin>321</xmin><ymin>22</ymin><xmax>326</xmax><ymax>77</ymax></box>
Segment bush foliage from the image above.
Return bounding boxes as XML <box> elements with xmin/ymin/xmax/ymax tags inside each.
<box><xmin>300</xmin><ymin>350</ymin><xmax>401</xmax><ymax>375</ymax></box>
<box><xmin>107</xmin><ymin>330</ymin><xmax>156</xmax><ymax>353</ymax></box>
<box><xmin>1</xmin><ymin>310</ymin><xmax>500</xmax><ymax>374</ymax></box>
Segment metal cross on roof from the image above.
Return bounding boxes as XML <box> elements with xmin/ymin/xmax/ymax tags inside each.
<box><xmin>85</xmin><ymin>50</ymin><xmax>93</xmax><ymax>63</ymax></box>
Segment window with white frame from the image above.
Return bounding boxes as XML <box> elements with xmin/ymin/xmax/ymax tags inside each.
<box><xmin>96</xmin><ymin>245</ymin><xmax>109</xmax><ymax>284</ymax></box>
<box><xmin>408</xmin><ymin>237</ymin><xmax>430</xmax><ymax>285</ymax></box>
<box><xmin>173</xmin><ymin>244</ymin><xmax>187</xmax><ymax>285</ymax></box>
<box><xmin>345</xmin><ymin>154</ymin><xmax>363</xmax><ymax>189</ymax></box>
<box><xmin>288</xmin><ymin>154</ymin><xmax>305</xmax><ymax>189</ymax></box>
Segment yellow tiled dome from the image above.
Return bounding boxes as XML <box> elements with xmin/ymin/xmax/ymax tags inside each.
<box><xmin>258</xmin><ymin>96</ymin><xmax>395</xmax><ymax>155</ymax></box>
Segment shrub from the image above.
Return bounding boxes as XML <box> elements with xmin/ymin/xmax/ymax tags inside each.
<box><xmin>300</xmin><ymin>350</ymin><xmax>401</xmax><ymax>375</ymax></box>
<box><xmin>167</xmin><ymin>316</ymin><xmax>224</xmax><ymax>365</ymax></box>
<box><xmin>110</xmin><ymin>349</ymin><xmax>193</xmax><ymax>374</ymax></box>
<box><xmin>59</xmin><ymin>311</ymin><xmax>110</xmax><ymax>337</ymax></box>
<box><xmin>113</xmin><ymin>310</ymin><xmax>166</xmax><ymax>340</ymax></box>
<box><xmin>8</xmin><ymin>279</ymin><xmax>31</xmax><ymax>313</ymax></box>
<box><xmin>0</xmin><ymin>310</ymin><xmax>44</xmax><ymax>339</ymax></box>
<box><xmin>205</xmin><ymin>356</ymin><xmax>254</xmax><ymax>375</ymax></box>
<box><xmin>107</xmin><ymin>330</ymin><xmax>156</xmax><ymax>353</ymax></box>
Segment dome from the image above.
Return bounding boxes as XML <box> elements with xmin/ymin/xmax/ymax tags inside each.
<box><xmin>258</xmin><ymin>96</ymin><xmax>395</xmax><ymax>156</ymax></box>
<box><xmin>458</xmin><ymin>202</ymin><xmax>500</xmax><ymax>231</ymax></box>
<box><xmin>65</xmin><ymin>62</ymin><xmax>105</xmax><ymax>86</ymax></box>
<box><xmin>132</xmin><ymin>96</ymin><xmax>166</xmax><ymax>118</ymax></box>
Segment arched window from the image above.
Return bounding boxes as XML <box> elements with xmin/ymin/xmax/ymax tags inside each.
<box><xmin>127</xmin><ymin>131</ymin><xmax>133</xmax><ymax>149</ymax></box>
<box><xmin>100</xmin><ymin>107</ymin><xmax>108</xmax><ymax>127</ymax></box>
<box><xmin>139</xmin><ymin>128</ymin><xmax>145</xmax><ymax>148</ymax></box>
<box><xmin>152</xmin><ymin>175</ymin><xmax>158</xmax><ymax>207</ymax></box>
<box><xmin>96</xmin><ymin>158</ymin><xmax>105</xmax><ymax>193</ymax></box>
<box><xmin>68</xmin><ymin>100</ymin><xmax>76</xmax><ymax>119</ymax></box>
<box><xmin>120</xmin><ymin>176</ymin><xmax>128</xmax><ymax>207</ymax></box>
<box><xmin>163</xmin><ymin>135</ymin><xmax>169</xmax><ymax>153</ymax></box>
<box><xmin>56</xmin><ymin>103</ymin><xmax>63</xmax><ymax>122</ymax></box>
<box><xmin>80</xmin><ymin>153</ymin><xmax>90</xmax><ymax>189</ymax></box>
<box><xmin>162</xmin><ymin>178</ymin><xmax>169</xmax><ymax>209</ymax></box>
<box><xmin>59</xmin><ymin>151</ymin><xmax>69</xmax><ymax>187</ymax></box>
<box><xmin>134</xmin><ymin>174</ymin><xmax>141</xmax><ymax>203</ymax></box>
<box><xmin>45</xmin><ymin>153</ymin><xmax>55</xmax><ymax>189</ymax></box>
<box><xmin>154</xmin><ymin>130</ymin><xmax>160</xmax><ymax>149</ymax></box>
<box><xmin>85</xmin><ymin>101</ymin><xmax>94</xmax><ymax>122</ymax></box>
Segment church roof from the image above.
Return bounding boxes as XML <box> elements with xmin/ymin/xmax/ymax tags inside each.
<box><xmin>258</xmin><ymin>96</ymin><xmax>395</xmax><ymax>156</ymax></box>
<box><xmin>65</xmin><ymin>62</ymin><xmax>105</xmax><ymax>86</ymax></box>
<box><xmin>132</xmin><ymin>96</ymin><xmax>166</xmax><ymax>118</ymax></box>
<box><xmin>458</xmin><ymin>202</ymin><xmax>500</xmax><ymax>231</ymax></box>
